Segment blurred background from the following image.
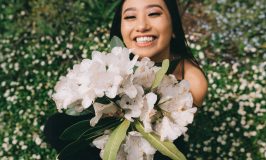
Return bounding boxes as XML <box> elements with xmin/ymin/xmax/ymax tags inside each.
<box><xmin>0</xmin><ymin>0</ymin><xmax>265</xmax><ymax>159</ymax></box>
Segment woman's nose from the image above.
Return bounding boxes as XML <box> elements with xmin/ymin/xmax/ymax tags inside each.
<box><xmin>136</xmin><ymin>16</ymin><xmax>151</xmax><ymax>32</ymax></box>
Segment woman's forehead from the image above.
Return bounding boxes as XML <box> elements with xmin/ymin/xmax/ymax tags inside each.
<box><xmin>122</xmin><ymin>0</ymin><xmax>167</xmax><ymax>12</ymax></box>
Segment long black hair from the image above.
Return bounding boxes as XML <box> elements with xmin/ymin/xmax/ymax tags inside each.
<box><xmin>110</xmin><ymin>0</ymin><xmax>199</xmax><ymax>65</ymax></box>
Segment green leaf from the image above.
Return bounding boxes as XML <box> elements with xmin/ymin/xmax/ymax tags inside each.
<box><xmin>103</xmin><ymin>119</ymin><xmax>130</xmax><ymax>160</ymax></box>
<box><xmin>103</xmin><ymin>1</ymin><xmax>121</xmax><ymax>20</ymax></box>
<box><xmin>65</xmin><ymin>103</ymin><xmax>94</xmax><ymax>116</ymax></box>
<box><xmin>88</xmin><ymin>0</ymin><xmax>97</xmax><ymax>9</ymax></box>
<box><xmin>59</xmin><ymin>118</ymin><xmax>122</xmax><ymax>159</ymax></box>
<box><xmin>110</xmin><ymin>36</ymin><xmax>125</xmax><ymax>48</ymax></box>
<box><xmin>60</xmin><ymin>120</ymin><xmax>91</xmax><ymax>141</ymax></box>
<box><xmin>57</xmin><ymin>138</ymin><xmax>90</xmax><ymax>159</ymax></box>
<box><xmin>82</xmin><ymin>119</ymin><xmax>121</xmax><ymax>141</ymax></box>
<box><xmin>135</xmin><ymin>121</ymin><xmax>186</xmax><ymax>160</ymax></box>
<box><xmin>151</xmin><ymin>59</ymin><xmax>170</xmax><ymax>89</ymax></box>
<box><xmin>60</xmin><ymin>117</ymin><xmax>120</xmax><ymax>141</ymax></box>
<box><xmin>95</xmin><ymin>96</ymin><xmax>111</xmax><ymax>104</ymax></box>
<box><xmin>65</xmin><ymin>107</ymin><xmax>92</xmax><ymax>116</ymax></box>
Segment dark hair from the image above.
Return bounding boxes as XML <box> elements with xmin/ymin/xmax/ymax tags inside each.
<box><xmin>110</xmin><ymin>0</ymin><xmax>199</xmax><ymax>65</ymax></box>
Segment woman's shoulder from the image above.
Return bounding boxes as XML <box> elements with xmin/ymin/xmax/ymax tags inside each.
<box><xmin>184</xmin><ymin>59</ymin><xmax>208</xmax><ymax>107</ymax></box>
<box><xmin>174</xmin><ymin>59</ymin><xmax>208</xmax><ymax>107</ymax></box>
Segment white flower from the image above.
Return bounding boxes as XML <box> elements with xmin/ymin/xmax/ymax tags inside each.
<box><xmin>118</xmin><ymin>75</ymin><xmax>138</xmax><ymax>99</ymax></box>
<box><xmin>92</xmin><ymin>134</ymin><xmax>109</xmax><ymax>149</ymax></box>
<box><xmin>92</xmin><ymin>47</ymin><xmax>138</xmax><ymax>77</ymax></box>
<box><xmin>92</xmin><ymin>130</ymin><xmax>126</xmax><ymax>160</ymax></box>
<box><xmin>104</xmin><ymin>75</ymin><xmax>123</xmax><ymax>98</ymax></box>
<box><xmin>107</xmin><ymin>47</ymin><xmax>139</xmax><ymax>76</ymax></box>
<box><xmin>80</xmin><ymin>88</ymin><xmax>97</xmax><ymax>109</ymax></box>
<box><xmin>177</xmin><ymin>80</ymin><xmax>190</xmax><ymax>93</ymax></box>
<box><xmin>158</xmin><ymin>106</ymin><xmax>197</xmax><ymax>141</ymax></box>
<box><xmin>158</xmin><ymin>77</ymin><xmax>190</xmax><ymax>100</ymax></box>
<box><xmin>158</xmin><ymin>80</ymin><xmax>193</xmax><ymax>112</ymax></box>
<box><xmin>159</xmin><ymin>92</ymin><xmax>193</xmax><ymax>112</ymax></box>
<box><xmin>91</xmin><ymin>48</ymin><xmax>139</xmax><ymax>99</ymax></box>
<box><xmin>155</xmin><ymin>79</ymin><xmax>197</xmax><ymax>141</ymax></box>
<box><xmin>91</xmin><ymin>50</ymin><xmax>108</xmax><ymax>65</ymax></box>
<box><xmin>133</xmin><ymin>57</ymin><xmax>159</xmax><ymax>88</ymax></box>
<box><xmin>52</xmin><ymin>77</ymin><xmax>82</xmax><ymax>111</ymax></box>
<box><xmin>92</xmin><ymin>133</ymin><xmax>110</xmax><ymax>158</ymax></box>
<box><xmin>117</xmin><ymin>145</ymin><xmax>127</xmax><ymax>160</ymax></box>
<box><xmin>90</xmin><ymin>102</ymin><xmax>118</xmax><ymax>126</ymax></box>
<box><xmin>140</xmin><ymin>92</ymin><xmax>157</xmax><ymax>132</ymax></box>
<box><xmin>92</xmin><ymin>71</ymin><xmax>123</xmax><ymax>98</ymax></box>
<box><xmin>157</xmin><ymin>75</ymin><xmax>179</xmax><ymax>103</ymax></box>
<box><xmin>52</xmin><ymin>47</ymin><xmax>138</xmax><ymax>112</ymax></box>
<box><xmin>53</xmin><ymin>59</ymin><xmax>107</xmax><ymax>110</ymax></box>
<box><xmin>75</xmin><ymin>60</ymin><xmax>105</xmax><ymax>107</ymax></box>
<box><xmin>171</xmin><ymin>107</ymin><xmax>197</xmax><ymax>126</ymax></box>
<box><xmin>155</xmin><ymin>116</ymin><xmax>187</xmax><ymax>141</ymax></box>
<box><xmin>52</xmin><ymin>44</ymin><xmax>199</xmax><ymax>159</ymax></box>
<box><xmin>118</xmin><ymin>85</ymin><xmax>144</xmax><ymax>121</ymax></box>
<box><xmin>76</xmin><ymin>60</ymin><xmax>110</xmax><ymax>107</ymax></box>
<box><xmin>124</xmin><ymin>131</ymin><xmax>156</xmax><ymax>160</ymax></box>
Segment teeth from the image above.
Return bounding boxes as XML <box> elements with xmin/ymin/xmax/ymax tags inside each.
<box><xmin>136</xmin><ymin>36</ymin><xmax>154</xmax><ymax>43</ymax></box>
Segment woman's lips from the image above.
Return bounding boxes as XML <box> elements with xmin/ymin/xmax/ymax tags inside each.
<box><xmin>136</xmin><ymin>41</ymin><xmax>154</xmax><ymax>47</ymax></box>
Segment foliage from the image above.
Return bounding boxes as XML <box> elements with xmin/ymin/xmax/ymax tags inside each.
<box><xmin>135</xmin><ymin>121</ymin><xmax>186</xmax><ymax>160</ymax></box>
<box><xmin>0</xmin><ymin>0</ymin><xmax>265</xmax><ymax>159</ymax></box>
<box><xmin>103</xmin><ymin>119</ymin><xmax>130</xmax><ymax>160</ymax></box>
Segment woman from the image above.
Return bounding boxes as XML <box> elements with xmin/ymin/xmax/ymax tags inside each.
<box><xmin>111</xmin><ymin>0</ymin><xmax>207</xmax><ymax>107</ymax></box>
<box><xmin>44</xmin><ymin>0</ymin><xmax>208</xmax><ymax>159</ymax></box>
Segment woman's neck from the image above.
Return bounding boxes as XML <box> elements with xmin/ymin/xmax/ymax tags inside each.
<box><xmin>150</xmin><ymin>51</ymin><xmax>175</xmax><ymax>63</ymax></box>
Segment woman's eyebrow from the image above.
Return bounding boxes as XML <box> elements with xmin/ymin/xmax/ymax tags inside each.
<box><xmin>123</xmin><ymin>7</ymin><xmax>136</xmax><ymax>14</ymax></box>
<box><xmin>146</xmin><ymin>4</ymin><xmax>164</xmax><ymax>10</ymax></box>
<box><xmin>123</xmin><ymin>4</ymin><xmax>164</xmax><ymax>14</ymax></box>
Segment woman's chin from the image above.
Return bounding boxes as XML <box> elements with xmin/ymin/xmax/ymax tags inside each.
<box><xmin>131</xmin><ymin>49</ymin><xmax>156</xmax><ymax>59</ymax></box>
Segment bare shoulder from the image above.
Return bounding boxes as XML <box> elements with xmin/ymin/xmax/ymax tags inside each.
<box><xmin>183</xmin><ymin>59</ymin><xmax>208</xmax><ymax>107</ymax></box>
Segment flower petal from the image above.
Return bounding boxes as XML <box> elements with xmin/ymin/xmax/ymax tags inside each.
<box><xmin>133</xmin><ymin>58</ymin><xmax>159</xmax><ymax>88</ymax></box>
<box><xmin>118</xmin><ymin>85</ymin><xmax>144</xmax><ymax>121</ymax></box>
<box><xmin>140</xmin><ymin>92</ymin><xmax>157</xmax><ymax>132</ymax></box>
<box><xmin>171</xmin><ymin>107</ymin><xmax>197</xmax><ymax>126</ymax></box>
<box><xmin>124</xmin><ymin>131</ymin><xmax>156</xmax><ymax>160</ymax></box>
<box><xmin>90</xmin><ymin>102</ymin><xmax>118</xmax><ymax>126</ymax></box>
<box><xmin>155</xmin><ymin>116</ymin><xmax>187</xmax><ymax>141</ymax></box>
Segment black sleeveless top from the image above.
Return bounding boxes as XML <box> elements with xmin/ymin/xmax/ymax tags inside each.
<box><xmin>44</xmin><ymin>58</ymin><xmax>190</xmax><ymax>160</ymax></box>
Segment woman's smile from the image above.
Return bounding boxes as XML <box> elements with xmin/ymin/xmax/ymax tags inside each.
<box><xmin>134</xmin><ymin>35</ymin><xmax>158</xmax><ymax>47</ymax></box>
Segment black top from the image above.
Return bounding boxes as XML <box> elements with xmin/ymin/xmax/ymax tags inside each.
<box><xmin>155</xmin><ymin>57</ymin><xmax>184</xmax><ymax>79</ymax></box>
<box><xmin>44</xmin><ymin>58</ymin><xmax>190</xmax><ymax>160</ymax></box>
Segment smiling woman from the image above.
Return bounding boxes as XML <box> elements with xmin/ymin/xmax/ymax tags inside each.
<box><xmin>121</xmin><ymin>0</ymin><xmax>173</xmax><ymax>61</ymax></box>
<box><xmin>44</xmin><ymin>0</ymin><xmax>208</xmax><ymax>159</ymax></box>
<box><xmin>111</xmin><ymin>0</ymin><xmax>208</xmax><ymax>107</ymax></box>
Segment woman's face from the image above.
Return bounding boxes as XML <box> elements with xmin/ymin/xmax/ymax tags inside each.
<box><xmin>121</xmin><ymin>0</ymin><xmax>173</xmax><ymax>62</ymax></box>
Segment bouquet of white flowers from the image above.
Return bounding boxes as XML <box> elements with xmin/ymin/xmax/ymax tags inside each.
<box><xmin>52</xmin><ymin>37</ymin><xmax>196</xmax><ymax>160</ymax></box>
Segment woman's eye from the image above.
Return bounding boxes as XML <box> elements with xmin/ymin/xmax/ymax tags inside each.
<box><xmin>149</xmin><ymin>12</ymin><xmax>162</xmax><ymax>17</ymax></box>
<box><xmin>124</xmin><ymin>16</ymin><xmax>136</xmax><ymax>20</ymax></box>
